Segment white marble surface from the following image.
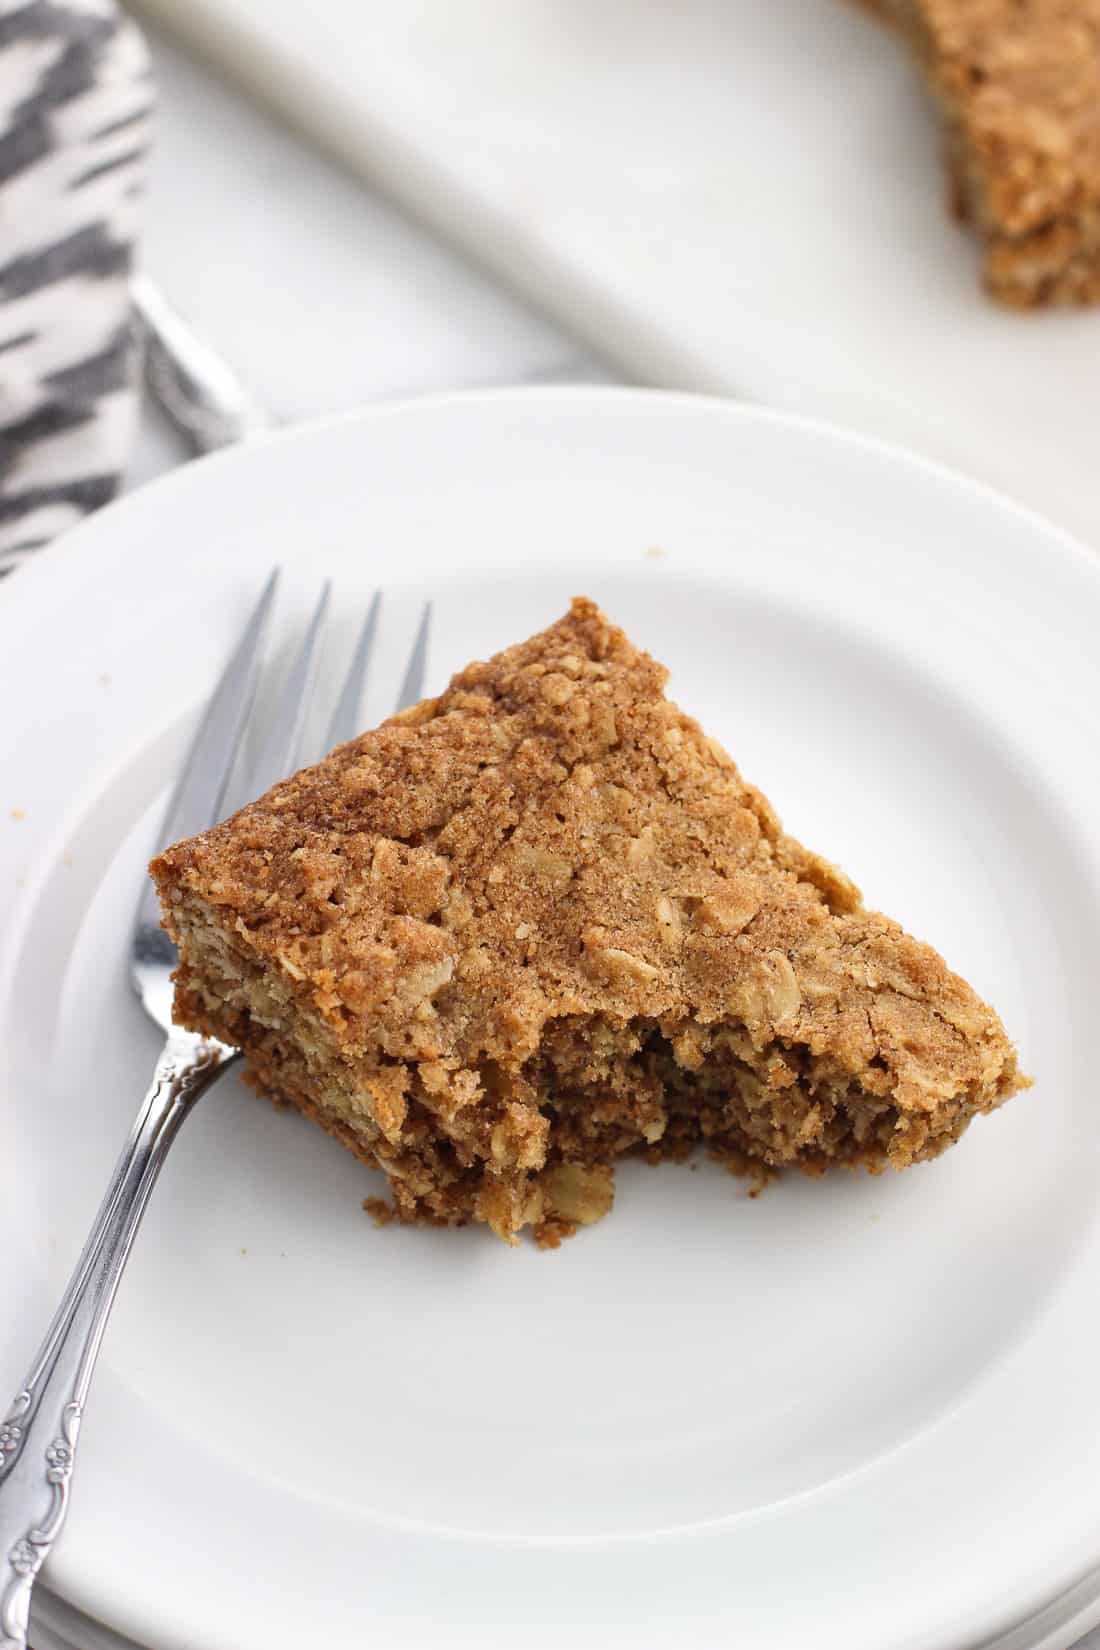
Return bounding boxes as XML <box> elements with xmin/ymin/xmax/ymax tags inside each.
<box><xmin>113</xmin><ymin>23</ymin><xmax>1099</xmax><ymax>1650</ymax></box>
<box><xmin>128</xmin><ymin>25</ymin><xmax>613</xmax><ymax>488</ymax></box>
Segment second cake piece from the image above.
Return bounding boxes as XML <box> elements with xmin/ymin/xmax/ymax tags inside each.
<box><xmin>872</xmin><ymin>0</ymin><xmax>1100</xmax><ymax>306</ymax></box>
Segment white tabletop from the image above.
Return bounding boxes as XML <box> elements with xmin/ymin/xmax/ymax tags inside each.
<box><xmin>117</xmin><ymin>23</ymin><xmax>1100</xmax><ymax>1650</ymax></box>
<box><xmin>128</xmin><ymin>24</ymin><xmax>612</xmax><ymax>488</ymax></box>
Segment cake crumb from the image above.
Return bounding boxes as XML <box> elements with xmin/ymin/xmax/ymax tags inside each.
<box><xmin>534</xmin><ymin>1217</ymin><xmax>579</xmax><ymax>1250</ymax></box>
<box><xmin>10</xmin><ymin>808</ymin><xmax>24</xmax><ymax>822</ymax></box>
<box><xmin>364</xmin><ymin>1195</ymin><xmax>395</xmax><ymax>1228</ymax></box>
<box><xmin>712</xmin><ymin>1149</ymin><xmax>775</xmax><ymax>1198</ymax></box>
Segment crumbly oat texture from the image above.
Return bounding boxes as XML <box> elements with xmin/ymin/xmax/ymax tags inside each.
<box><xmin>870</xmin><ymin>0</ymin><xmax>1100</xmax><ymax>306</ymax></box>
<box><xmin>152</xmin><ymin>599</ymin><xmax>1027</xmax><ymax>1244</ymax></box>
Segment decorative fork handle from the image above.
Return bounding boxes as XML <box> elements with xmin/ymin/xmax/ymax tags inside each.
<box><xmin>0</xmin><ymin>1031</ymin><xmax>237</xmax><ymax>1650</ymax></box>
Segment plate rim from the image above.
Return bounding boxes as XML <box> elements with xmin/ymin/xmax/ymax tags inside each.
<box><xmin>6</xmin><ymin>384</ymin><xmax>1100</xmax><ymax>611</ymax></box>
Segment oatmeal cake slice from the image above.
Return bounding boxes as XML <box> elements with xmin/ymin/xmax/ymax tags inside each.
<box><xmin>151</xmin><ymin>599</ymin><xmax>1027</xmax><ymax>1245</ymax></box>
<box><xmin>871</xmin><ymin>0</ymin><xmax>1100</xmax><ymax>306</ymax></box>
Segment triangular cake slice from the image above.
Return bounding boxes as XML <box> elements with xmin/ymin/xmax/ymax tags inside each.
<box><xmin>152</xmin><ymin>599</ymin><xmax>1027</xmax><ymax>1244</ymax></box>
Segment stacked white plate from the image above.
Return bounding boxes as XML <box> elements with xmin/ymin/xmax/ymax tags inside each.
<box><xmin>4</xmin><ymin>390</ymin><xmax>1100</xmax><ymax>1650</ymax></box>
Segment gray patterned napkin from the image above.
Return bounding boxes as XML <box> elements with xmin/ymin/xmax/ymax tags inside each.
<box><xmin>0</xmin><ymin>0</ymin><xmax>151</xmax><ymax>576</ymax></box>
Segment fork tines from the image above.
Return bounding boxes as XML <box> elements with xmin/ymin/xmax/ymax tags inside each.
<box><xmin>154</xmin><ymin>576</ymin><xmax>430</xmax><ymax>857</ymax></box>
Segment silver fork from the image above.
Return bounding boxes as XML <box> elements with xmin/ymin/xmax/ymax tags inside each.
<box><xmin>0</xmin><ymin>576</ymin><xmax>431</xmax><ymax>1650</ymax></box>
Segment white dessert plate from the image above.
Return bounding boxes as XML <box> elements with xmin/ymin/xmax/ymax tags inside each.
<box><xmin>3</xmin><ymin>388</ymin><xmax>1100</xmax><ymax>1650</ymax></box>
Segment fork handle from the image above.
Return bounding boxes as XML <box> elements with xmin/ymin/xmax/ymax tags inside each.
<box><xmin>0</xmin><ymin>1031</ymin><xmax>235</xmax><ymax>1650</ymax></box>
